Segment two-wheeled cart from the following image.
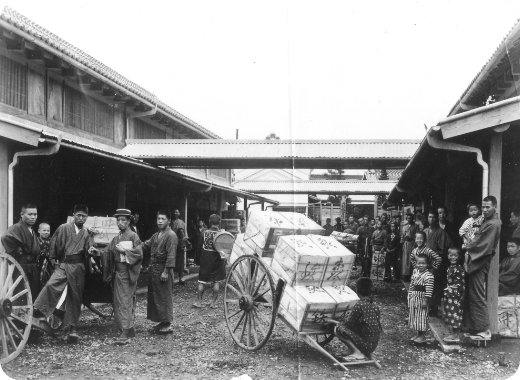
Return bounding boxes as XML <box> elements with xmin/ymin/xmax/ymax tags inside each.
<box><xmin>0</xmin><ymin>240</ymin><xmax>114</xmax><ymax>364</ymax></box>
<box><xmin>223</xmin><ymin>254</ymin><xmax>381</xmax><ymax>372</ymax></box>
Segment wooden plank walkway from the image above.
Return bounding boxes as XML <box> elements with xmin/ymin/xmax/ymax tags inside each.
<box><xmin>429</xmin><ymin>317</ymin><xmax>461</xmax><ymax>353</ymax></box>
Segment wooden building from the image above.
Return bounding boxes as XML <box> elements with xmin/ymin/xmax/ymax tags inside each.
<box><xmin>387</xmin><ymin>19</ymin><xmax>520</xmax><ymax>334</ymax></box>
<box><xmin>0</xmin><ymin>7</ymin><xmax>276</xmax><ymax>240</ymax></box>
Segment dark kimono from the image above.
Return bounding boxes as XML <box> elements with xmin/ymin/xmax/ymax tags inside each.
<box><xmin>384</xmin><ymin>232</ymin><xmax>401</xmax><ymax>279</ymax></box>
<box><xmin>336</xmin><ymin>299</ymin><xmax>382</xmax><ymax>356</ymax></box>
<box><xmin>139</xmin><ymin>227</ymin><xmax>177</xmax><ymax>323</ymax></box>
<box><xmin>34</xmin><ymin>222</ymin><xmax>91</xmax><ymax>327</ymax></box>
<box><xmin>100</xmin><ymin>229</ymin><xmax>142</xmax><ymax>330</ymax></box>
<box><xmin>198</xmin><ymin>227</ymin><xmax>226</xmax><ymax>284</ymax></box>
<box><xmin>464</xmin><ymin>214</ymin><xmax>501</xmax><ymax>332</ymax></box>
<box><xmin>401</xmin><ymin>223</ymin><xmax>419</xmax><ymax>276</ymax></box>
<box><xmin>443</xmin><ymin>264</ymin><xmax>465</xmax><ymax>328</ymax></box>
<box><xmin>38</xmin><ymin>236</ymin><xmax>51</xmax><ymax>275</ymax></box>
<box><xmin>425</xmin><ymin>226</ymin><xmax>452</xmax><ymax>307</ymax></box>
<box><xmin>499</xmin><ymin>253</ymin><xmax>520</xmax><ymax>296</ymax></box>
<box><xmin>1</xmin><ymin>220</ymin><xmax>41</xmax><ymax>299</ymax></box>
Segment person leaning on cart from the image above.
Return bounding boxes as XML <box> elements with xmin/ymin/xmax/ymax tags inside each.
<box><xmin>90</xmin><ymin>209</ymin><xmax>142</xmax><ymax>345</ymax></box>
<box><xmin>33</xmin><ymin>205</ymin><xmax>92</xmax><ymax>343</ymax></box>
<box><xmin>135</xmin><ymin>209</ymin><xmax>178</xmax><ymax>335</ymax></box>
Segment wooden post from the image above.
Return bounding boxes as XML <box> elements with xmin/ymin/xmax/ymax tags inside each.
<box><xmin>217</xmin><ymin>191</ymin><xmax>223</xmax><ymax>216</ymax></box>
<box><xmin>117</xmin><ymin>178</ymin><xmax>126</xmax><ymax>208</ymax></box>
<box><xmin>488</xmin><ymin>133</ymin><xmax>502</xmax><ymax>335</ymax></box>
<box><xmin>0</xmin><ymin>139</ymin><xmax>9</xmax><ymax>236</ymax></box>
<box><xmin>243</xmin><ymin>197</ymin><xmax>248</xmax><ymax>220</ymax></box>
<box><xmin>319</xmin><ymin>202</ymin><xmax>323</xmax><ymax>224</ymax></box>
<box><xmin>373</xmin><ymin>195</ymin><xmax>378</xmax><ymax>219</ymax></box>
<box><xmin>184</xmin><ymin>189</ymin><xmax>189</xmax><ymax>229</ymax></box>
<box><xmin>261</xmin><ymin>201</ymin><xmax>265</xmax><ymax>211</ymax></box>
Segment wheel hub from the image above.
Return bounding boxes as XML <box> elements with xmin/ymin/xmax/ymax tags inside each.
<box><xmin>239</xmin><ymin>295</ymin><xmax>254</xmax><ymax>311</ymax></box>
<box><xmin>0</xmin><ymin>298</ymin><xmax>12</xmax><ymax>318</ymax></box>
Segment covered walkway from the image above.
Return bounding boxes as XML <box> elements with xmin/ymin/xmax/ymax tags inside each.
<box><xmin>120</xmin><ymin>139</ymin><xmax>420</xmax><ymax>169</ymax></box>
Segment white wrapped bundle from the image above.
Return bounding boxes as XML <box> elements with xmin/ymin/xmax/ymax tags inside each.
<box><xmin>308</xmin><ymin>235</ymin><xmax>356</xmax><ymax>287</ymax></box>
<box><xmin>277</xmin><ymin>285</ymin><xmax>337</xmax><ymax>333</ymax></box>
<box><xmin>68</xmin><ymin>216</ymin><xmax>119</xmax><ymax>247</ymax></box>
<box><xmin>272</xmin><ymin>235</ymin><xmax>329</xmax><ymax>287</ymax></box>
<box><xmin>330</xmin><ymin>231</ymin><xmax>359</xmax><ymax>242</ymax></box>
<box><xmin>324</xmin><ymin>285</ymin><xmax>359</xmax><ymax>319</ymax></box>
<box><xmin>244</xmin><ymin>211</ymin><xmax>296</xmax><ymax>256</ymax></box>
<box><xmin>498</xmin><ymin>295</ymin><xmax>520</xmax><ymax>338</ymax></box>
<box><xmin>278</xmin><ymin>212</ymin><xmax>325</xmax><ymax>235</ymax></box>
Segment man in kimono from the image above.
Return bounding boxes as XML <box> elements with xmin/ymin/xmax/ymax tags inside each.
<box><xmin>424</xmin><ymin>209</ymin><xmax>452</xmax><ymax>317</ymax></box>
<box><xmin>438</xmin><ymin>206</ymin><xmax>459</xmax><ymax>245</ymax></box>
<box><xmin>464</xmin><ymin>196</ymin><xmax>501</xmax><ymax>338</ymax></box>
<box><xmin>33</xmin><ymin>205</ymin><xmax>92</xmax><ymax>343</ymax></box>
<box><xmin>91</xmin><ymin>209</ymin><xmax>142</xmax><ymax>344</ymax></box>
<box><xmin>138</xmin><ymin>209</ymin><xmax>178</xmax><ymax>334</ymax></box>
<box><xmin>1</xmin><ymin>203</ymin><xmax>41</xmax><ymax>299</ymax></box>
<box><xmin>510</xmin><ymin>208</ymin><xmax>520</xmax><ymax>239</ymax></box>
<box><xmin>171</xmin><ymin>208</ymin><xmax>186</xmax><ymax>234</ymax></box>
<box><xmin>322</xmin><ymin>218</ymin><xmax>334</xmax><ymax>236</ymax></box>
<box><xmin>498</xmin><ymin>238</ymin><xmax>520</xmax><ymax>296</ymax></box>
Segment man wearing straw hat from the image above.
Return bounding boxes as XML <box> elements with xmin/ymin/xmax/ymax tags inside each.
<box><xmin>91</xmin><ymin>208</ymin><xmax>142</xmax><ymax>344</ymax></box>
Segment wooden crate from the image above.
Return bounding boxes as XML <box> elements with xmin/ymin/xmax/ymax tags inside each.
<box><xmin>308</xmin><ymin>235</ymin><xmax>356</xmax><ymax>287</ymax></box>
<box><xmin>272</xmin><ymin>235</ymin><xmax>329</xmax><ymax>287</ymax></box>
<box><xmin>221</xmin><ymin>219</ymin><xmax>240</xmax><ymax>234</ymax></box>
<box><xmin>323</xmin><ymin>285</ymin><xmax>359</xmax><ymax>319</ymax></box>
<box><xmin>278</xmin><ymin>285</ymin><xmax>337</xmax><ymax>333</ymax></box>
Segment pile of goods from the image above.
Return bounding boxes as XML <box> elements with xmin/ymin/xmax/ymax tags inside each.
<box><xmin>498</xmin><ymin>295</ymin><xmax>520</xmax><ymax>338</ymax></box>
<box><xmin>330</xmin><ymin>231</ymin><xmax>359</xmax><ymax>243</ymax></box>
<box><xmin>229</xmin><ymin>211</ymin><xmax>359</xmax><ymax>333</ymax></box>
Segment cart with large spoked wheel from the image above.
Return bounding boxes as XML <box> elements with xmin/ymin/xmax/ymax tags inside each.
<box><xmin>0</xmin><ymin>217</ymin><xmax>118</xmax><ymax>364</ymax></box>
<box><xmin>223</xmin><ymin>254</ymin><xmax>382</xmax><ymax>372</ymax></box>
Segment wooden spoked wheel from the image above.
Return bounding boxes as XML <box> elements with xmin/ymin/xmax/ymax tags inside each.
<box><xmin>224</xmin><ymin>255</ymin><xmax>276</xmax><ymax>351</ymax></box>
<box><xmin>0</xmin><ymin>253</ymin><xmax>33</xmax><ymax>364</ymax></box>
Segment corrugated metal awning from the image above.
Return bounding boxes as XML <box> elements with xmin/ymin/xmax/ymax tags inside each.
<box><xmin>120</xmin><ymin>139</ymin><xmax>421</xmax><ymax>169</ymax></box>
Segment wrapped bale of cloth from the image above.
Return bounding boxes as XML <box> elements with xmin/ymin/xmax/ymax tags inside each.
<box><xmin>323</xmin><ymin>285</ymin><xmax>359</xmax><ymax>320</ymax></box>
<box><xmin>277</xmin><ymin>285</ymin><xmax>337</xmax><ymax>333</ymax></box>
<box><xmin>220</xmin><ymin>219</ymin><xmax>240</xmax><ymax>235</ymax></box>
<box><xmin>271</xmin><ymin>235</ymin><xmax>329</xmax><ymax>287</ymax></box>
<box><xmin>67</xmin><ymin>216</ymin><xmax>119</xmax><ymax>248</ymax></box>
<box><xmin>244</xmin><ymin>211</ymin><xmax>324</xmax><ymax>257</ymax></box>
<box><xmin>498</xmin><ymin>295</ymin><xmax>520</xmax><ymax>338</ymax></box>
<box><xmin>330</xmin><ymin>231</ymin><xmax>359</xmax><ymax>243</ymax></box>
<box><xmin>308</xmin><ymin>235</ymin><xmax>356</xmax><ymax>287</ymax></box>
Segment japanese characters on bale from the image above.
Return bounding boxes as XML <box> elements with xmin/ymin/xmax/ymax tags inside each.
<box><xmin>498</xmin><ymin>295</ymin><xmax>520</xmax><ymax>338</ymax></box>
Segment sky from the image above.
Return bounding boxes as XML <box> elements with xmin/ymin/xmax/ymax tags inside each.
<box><xmin>2</xmin><ymin>0</ymin><xmax>520</xmax><ymax>141</ymax></box>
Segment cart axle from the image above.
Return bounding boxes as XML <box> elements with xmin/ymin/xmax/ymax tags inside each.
<box><xmin>0</xmin><ymin>298</ymin><xmax>12</xmax><ymax>318</ymax></box>
<box><xmin>239</xmin><ymin>295</ymin><xmax>254</xmax><ymax>312</ymax></box>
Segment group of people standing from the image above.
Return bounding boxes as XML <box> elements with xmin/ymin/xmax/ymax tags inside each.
<box><xmin>1</xmin><ymin>203</ymin><xmax>227</xmax><ymax>346</ymax></box>
<box><xmin>322</xmin><ymin>196</ymin><xmax>520</xmax><ymax>343</ymax></box>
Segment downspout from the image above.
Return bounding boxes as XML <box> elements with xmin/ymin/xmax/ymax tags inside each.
<box><xmin>8</xmin><ymin>134</ymin><xmax>62</xmax><ymax>225</ymax></box>
<box><xmin>126</xmin><ymin>104</ymin><xmax>158</xmax><ymax>141</ymax></box>
<box><xmin>426</xmin><ymin>129</ymin><xmax>489</xmax><ymax>197</ymax></box>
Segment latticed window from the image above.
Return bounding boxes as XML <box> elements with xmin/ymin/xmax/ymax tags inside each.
<box><xmin>0</xmin><ymin>55</ymin><xmax>27</xmax><ymax>110</ymax></box>
<box><xmin>64</xmin><ymin>86</ymin><xmax>114</xmax><ymax>139</ymax></box>
<box><xmin>134</xmin><ymin>118</ymin><xmax>166</xmax><ymax>139</ymax></box>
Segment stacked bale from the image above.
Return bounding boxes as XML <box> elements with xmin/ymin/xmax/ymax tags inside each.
<box><xmin>230</xmin><ymin>211</ymin><xmax>359</xmax><ymax>333</ymax></box>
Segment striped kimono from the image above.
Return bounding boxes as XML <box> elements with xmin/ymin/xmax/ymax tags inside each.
<box><xmin>408</xmin><ymin>268</ymin><xmax>434</xmax><ymax>331</ymax></box>
<box><xmin>410</xmin><ymin>245</ymin><xmax>441</xmax><ymax>270</ymax></box>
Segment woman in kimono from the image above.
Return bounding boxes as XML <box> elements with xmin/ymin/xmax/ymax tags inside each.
<box><xmin>193</xmin><ymin>214</ymin><xmax>226</xmax><ymax>309</ymax></box>
<box><xmin>401</xmin><ymin>213</ymin><xmax>419</xmax><ymax>282</ymax></box>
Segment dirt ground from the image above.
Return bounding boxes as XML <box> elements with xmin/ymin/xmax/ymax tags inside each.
<box><xmin>2</xmin><ymin>268</ymin><xmax>520</xmax><ymax>380</ymax></box>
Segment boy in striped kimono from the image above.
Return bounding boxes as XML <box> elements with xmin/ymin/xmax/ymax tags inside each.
<box><xmin>408</xmin><ymin>254</ymin><xmax>434</xmax><ymax>343</ymax></box>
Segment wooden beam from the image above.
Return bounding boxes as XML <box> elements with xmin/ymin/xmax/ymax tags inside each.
<box><xmin>102</xmin><ymin>85</ymin><xmax>115</xmax><ymax>97</ymax></box>
<box><xmin>62</xmin><ymin>67</ymin><xmax>77</xmax><ymax>79</ymax></box>
<box><xmin>89</xmin><ymin>78</ymin><xmax>103</xmax><ymax>91</ymax></box>
<box><xmin>0</xmin><ymin>139</ymin><xmax>9</xmax><ymax>237</ymax></box>
<box><xmin>487</xmin><ymin>133</ymin><xmax>502</xmax><ymax>335</ymax></box>
<box><xmin>439</xmin><ymin>96</ymin><xmax>520</xmax><ymax>139</ymax></box>
<box><xmin>43</xmin><ymin>53</ymin><xmax>61</xmax><ymax>70</ymax></box>
<box><xmin>150</xmin><ymin>113</ymin><xmax>162</xmax><ymax>121</ymax></box>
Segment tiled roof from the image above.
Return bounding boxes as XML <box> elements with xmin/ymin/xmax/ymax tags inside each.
<box><xmin>0</xmin><ymin>6</ymin><xmax>221</xmax><ymax>139</ymax></box>
<box><xmin>447</xmin><ymin>17</ymin><xmax>520</xmax><ymax>116</ymax></box>
<box><xmin>233</xmin><ymin>180</ymin><xmax>397</xmax><ymax>194</ymax></box>
<box><xmin>121</xmin><ymin>139</ymin><xmax>421</xmax><ymax>159</ymax></box>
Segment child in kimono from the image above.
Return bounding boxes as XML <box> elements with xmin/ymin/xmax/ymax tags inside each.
<box><xmin>410</xmin><ymin>231</ymin><xmax>441</xmax><ymax>271</ymax></box>
<box><xmin>37</xmin><ymin>222</ymin><xmax>51</xmax><ymax>273</ymax></box>
<box><xmin>443</xmin><ymin>248</ymin><xmax>465</xmax><ymax>342</ymax></box>
<box><xmin>325</xmin><ymin>277</ymin><xmax>382</xmax><ymax>360</ymax></box>
<box><xmin>459</xmin><ymin>203</ymin><xmax>484</xmax><ymax>249</ymax></box>
<box><xmin>408</xmin><ymin>254</ymin><xmax>434</xmax><ymax>343</ymax></box>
